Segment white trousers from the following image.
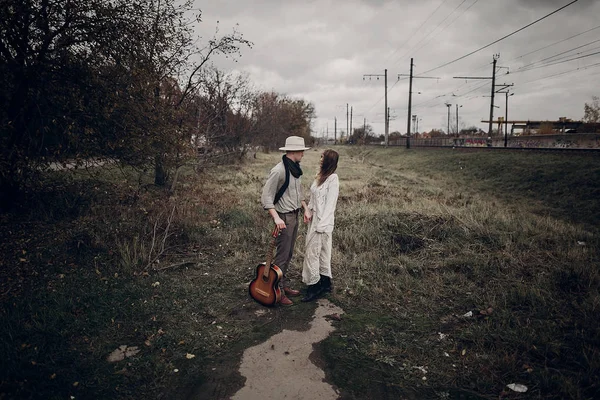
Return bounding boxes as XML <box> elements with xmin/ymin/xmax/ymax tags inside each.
<box><xmin>302</xmin><ymin>221</ymin><xmax>333</xmax><ymax>285</ymax></box>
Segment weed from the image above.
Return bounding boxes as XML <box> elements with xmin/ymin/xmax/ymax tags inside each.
<box><xmin>1</xmin><ymin>146</ymin><xmax>599</xmax><ymax>399</ymax></box>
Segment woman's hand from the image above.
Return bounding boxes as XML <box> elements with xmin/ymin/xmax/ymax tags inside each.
<box><xmin>303</xmin><ymin>209</ymin><xmax>312</xmax><ymax>224</ymax></box>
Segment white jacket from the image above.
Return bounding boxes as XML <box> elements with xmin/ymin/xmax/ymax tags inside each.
<box><xmin>308</xmin><ymin>173</ymin><xmax>339</xmax><ymax>233</ymax></box>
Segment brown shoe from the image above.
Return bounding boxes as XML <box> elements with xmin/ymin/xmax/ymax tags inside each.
<box><xmin>283</xmin><ymin>287</ymin><xmax>301</xmax><ymax>297</ymax></box>
<box><xmin>280</xmin><ymin>295</ymin><xmax>293</xmax><ymax>306</ymax></box>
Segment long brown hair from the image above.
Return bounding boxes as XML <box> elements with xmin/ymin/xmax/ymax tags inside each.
<box><xmin>317</xmin><ymin>149</ymin><xmax>339</xmax><ymax>186</ymax></box>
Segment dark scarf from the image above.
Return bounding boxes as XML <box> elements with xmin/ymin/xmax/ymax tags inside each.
<box><xmin>282</xmin><ymin>154</ymin><xmax>303</xmax><ymax>178</ymax></box>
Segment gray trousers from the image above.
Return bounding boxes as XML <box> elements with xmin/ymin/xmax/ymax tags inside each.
<box><xmin>275</xmin><ymin>210</ymin><xmax>299</xmax><ymax>288</ymax></box>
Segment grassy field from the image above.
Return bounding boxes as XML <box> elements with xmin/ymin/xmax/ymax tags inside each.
<box><xmin>0</xmin><ymin>146</ymin><xmax>599</xmax><ymax>399</ymax></box>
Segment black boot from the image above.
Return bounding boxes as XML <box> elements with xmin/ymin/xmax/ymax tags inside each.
<box><xmin>320</xmin><ymin>275</ymin><xmax>332</xmax><ymax>294</ymax></box>
<box><xmin>301</xmin><ymin>282</ymin><xmax>322</xmax><ymax>302</ymax></box>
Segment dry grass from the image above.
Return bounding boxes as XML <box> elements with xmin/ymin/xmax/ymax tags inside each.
<box><xmin>0</xmin><ymin>146</ymin><xmax>599</xmax><ymax>399</ymax></box>
<box><xmin>320</xmin><ymin>147</ymin><xmax>600</xmax><ymax>400</ymax></box>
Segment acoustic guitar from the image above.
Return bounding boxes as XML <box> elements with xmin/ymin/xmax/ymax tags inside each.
<box><xmin>249</xmin><ymin>226</ymin><xmax>283</xmax><ymax>307</ymax></box>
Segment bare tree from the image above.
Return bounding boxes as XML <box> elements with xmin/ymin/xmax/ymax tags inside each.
<box><xmin>250</xmin><ymin>93</ymin><xmax>315</xmax><ymax>151</ymax></box>
<box><xmin>583</xmin><ymin>96</ymin><xmax>600</xmax><ymax>123</ymax></box>
<box><xmin>0</xmin><ymin>0</ymin><xmax>252</xmax><ymax>205</ymax></box>
<box><xmin>194</xmin><ymin>67</ymin><xmax>254</xmax><ymax>151</ymax></box>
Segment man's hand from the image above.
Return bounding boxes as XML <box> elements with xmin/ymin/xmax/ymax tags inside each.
<box><xmin>303</xmin><ymin>209</ymin><xmax>312</xmax><ymax>224</ymax></box>
<box><xmin>268</xmin><ymin>208</ymin><xmax>286</xmax><ymax>230</ymax></box>
<box><xmin>274</xmin><ymin>216</ymin><xmax>286</xmax><ymax>230</ymax></box>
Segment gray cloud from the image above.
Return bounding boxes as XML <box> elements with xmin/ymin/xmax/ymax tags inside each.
<box><xmin>192</xmin><ymin>0</ymin><xmax>600</xmax><ymax>135</ymax></box>
<box><xmin>516</xmin><ymin>0</ymin><xmax>592</xmax><ymax>11</ymax></box>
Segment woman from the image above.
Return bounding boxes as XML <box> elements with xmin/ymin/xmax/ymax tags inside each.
<box><xmin>301</xmin><ymin>149</ymin><xmax>339</xmax><ymax>302</ymax></box>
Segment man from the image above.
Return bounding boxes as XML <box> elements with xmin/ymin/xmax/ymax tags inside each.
<box><xmin>261</xmin><ymin>136</ymin><xmax>311</xmax><ymax>306</ymax></box>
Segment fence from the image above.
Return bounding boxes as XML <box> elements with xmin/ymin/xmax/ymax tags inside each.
<box><xmin>386</xmin><ymin>133</ymin><xmax>600</xmax><ymax>149</ymax></box>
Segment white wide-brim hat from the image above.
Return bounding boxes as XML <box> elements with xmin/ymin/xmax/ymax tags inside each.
<box><xmin>279</xmin><ymin>136</ymin><xmax>310</xmax><ymax>151</ymax></box>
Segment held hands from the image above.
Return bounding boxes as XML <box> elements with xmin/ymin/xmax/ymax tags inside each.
<box><xmin>274</xmin><ymin>216</ymin><xmax>286</xmax><ymax>230</ymax></box>
<box><xmin>303</xmin><ymin>209</ymin><xmax>312</xmax><ymax>224</ymax></box>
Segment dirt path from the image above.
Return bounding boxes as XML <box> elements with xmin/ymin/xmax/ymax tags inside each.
<box><xmin>231</xmin><ymin>299</ymin><xmax>344</xmax><ymax>400</ymax></box>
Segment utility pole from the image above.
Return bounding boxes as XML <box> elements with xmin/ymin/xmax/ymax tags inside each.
<box><xmin>334</xmin><ymin>117</ymin><xmax>337</xmax><ymax>144</ymax></box>
<box><xmin>406</xmin><ymin>60</ymin><xmax>413</xmax><ymax>149</ymax></box>
<box><xmin>488</xmin><ymin>54</ymin><xmax>499</xmax><ymax>136</ymax></box>
<box><xmin>415</xmin><ymin>115</ymin><xmax>419</xmax><ymax>135</ymax></box>
<box><xmin>385</xmin><ymin>69</ymin><xmax>388</xmax><ymax>146</ymax></box>
<box><xmin>445</xmin><ymin>103</ymin><xmax>451</xmax><ymax>135</ymax></box>
<box><xmin>505</xmin><ymin>92</ymin><xmax>513</xmax><ymax>146</ymax></box>
<box><xmin>345</xmin><ymin>104</ymin><xmax>348</xmax><ymax>145</ymax></box>
<box><xmin>456</xmin><ymin>104</ymin><xmax>462</xmax><ymax>137</ymax></box>
<box><xmin>504</xmin><ymin>93</ymin><xmax>509</xmax><ymax>147</ymax></box>
<box><xmin>387</xmin><ymin>107</ymin><xmax>390</xmax><ymax>134</ymax></box>
<box><xmin>496</xmin><ymin>88</ymin><xmax>514</xmax><ymax>147</ymax></box>
<box><xmin>350</xmin><ymin>106</ymin><xmax>353</xmax><ymax>140</ymax></box>
<box><xmin>505</xmin><ymin>93</ymin><xmax>509</xmax><ymax>141</ymax></box>
<box><xmin>363</xmin><ymin>118</ymin><xmax>367</xmax><ymax>144</ymax></box>
<box><xmin>454</xmin><ymin>54</ymin><xmax>508</xmax><ymax>137</ymax></box>
<box><xmin>363</xmin><ymin>69</ymin><xmax>388</xmax><ymax>146</ymax></box>
<box><xmin>399</xmin><ymin>58</ymin><xmax>439</xmax><ymax>149</ymax></box>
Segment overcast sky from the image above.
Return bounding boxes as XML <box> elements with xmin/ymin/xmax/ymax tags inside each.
<box><xmin>191</xmin><ymin>0</ymin><xmax>600</xmax><ymax>137</ymax></box>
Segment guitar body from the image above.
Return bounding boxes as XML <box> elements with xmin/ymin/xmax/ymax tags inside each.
<box><xmin>249</xmin><ymin>262</ymin><xmax>283</xmax><ymax>307</ymax></box>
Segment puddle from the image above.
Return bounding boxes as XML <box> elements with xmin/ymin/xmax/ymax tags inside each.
<box><xmin>231</xmin><ymin>299</ymin><xmax>344</xmax><ymax>400</ymax></box>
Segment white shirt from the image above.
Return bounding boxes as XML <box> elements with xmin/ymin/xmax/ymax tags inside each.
<box><xmin>308</xmin><ymin>173</ymin><xmax>339</xmax><ymax>233</ymax></box>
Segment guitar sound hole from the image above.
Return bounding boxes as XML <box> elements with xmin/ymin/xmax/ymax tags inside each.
<box><xmin>262</xmin><ymin>276</ymin><xmax>270</xmax><ymax>283</ymax></box>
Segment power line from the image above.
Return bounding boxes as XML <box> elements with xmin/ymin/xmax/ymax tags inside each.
<box><xmin>508</xmin><ymin>24</ymin><xmax>600</xmax><ymax>62</ymax></box>
<box><xmin>400</xmin><ymin>82</ymin><xmax>488</xmax><ymax>110</ymax></box>
<box><xmin>361</xmin><ymin>1</ymin><xmax>587</xmax><ymax>128</ymax></box>
<box><xmin>394</xmin><ymin>0</ymin><xmax>470</xmax><ymax>64</ymax></box>
<box><xmin>397</xmin><ymin>59</ymin><xmax>501</xmax><ymax>113</ymax></box>
<box><xmin>417</xmin><ymin>0</ymin><xmax>580</xmax><ymax>76</ymax></box>
<box><xmin>383</xmin><ymin>0</ymin><xmax>451</xmax><ymax>65</ymax></box>
<box><xmin>380</xmin><ymin>56</ymin><xmax>488</xmax><ymax>107</ymax></box>
<box><xmin>398</xmin><ymin>0</ymin><xmax>480</xmax><ymax>64</ymax></box>
<box><xmin>422</xmin><ymin>60</ymin><xmax>492</xmax><ymax>101</ymax></box>
<box><xmin>454</xmin><ymin>80</ymin><xmax>490</xmax><ymax>97</ymax></box>
<box><xmin>415</xmin><ymin>0</ymin><xmax>480</xmax><ymax>56</ymax></box>
<box><xmin>363</xmin><ymin>69</ymin><xmax>389</xmax><ymax>145</ymax></box>
<box><xmin>364</xmin><ymin>77</ymin><xmax>404</xmax><ymax>115</ymax></box>
<box><xmin>514</xmin><ymin>39</ymin><xmax>600</xmax><ymax>72</ymax></box>
<box><xmin>513</xmin><ymin>50</ymin><xmax>600</xmax><ymax>73</ymax></box>
<box><xmin>394</xmin><ymin>59</ymin><xmax>600</xmax><ymax>130</ymax></box>
<box><xmin>516</xmin><ymin>61</ymin><xmax>600</xmax><ymax>86</ymax></box>
<box><xmin>418</xmin><ymin>73</ymin><xmax>489</xmax><ymax>105</ymax></box>
<box><xmin>411</xmin><ymin>59</ymin><xmax>600</xmax><ymax>117</ymax></box>
<box><xmin>372</xmin><ymin>60</ymin><xmax>445</xmax><ymax>110</ymax></box>
<box><xmin>365</xmin><ymin>1</ymin><xmax>461</xmax><ymax>114</ymax></box>
<box><xmin>364</xmin><ymin>1</ymin><xmax>451</xmax><ymax>116</ymax></box>
<box><xmin>410</xmin><ymin>78</ymin><xmax>489</xmax><ymax>110</ymax></box>
<box><xmin>526</xmin><ymin>45</ymin><xmax>600</xmax><ymax>69</ymax></box>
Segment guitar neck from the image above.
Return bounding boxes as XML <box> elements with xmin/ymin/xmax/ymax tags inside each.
<box><xmin>263</xmin><ymin>227</ymin><xmax>278</xmax><ymax>278</ymax></box>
